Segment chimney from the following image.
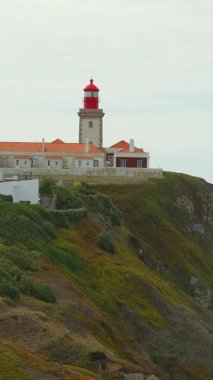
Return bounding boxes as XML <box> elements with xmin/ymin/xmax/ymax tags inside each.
<box><xmin>42</xmin><ymin>138</ymin><xmax>45</xmax><ymax>152</ymax></box>
<box><xmin>129</xmin><ymin>139</ymin><xmax>134</xmax><ymax>153</ymax></box>
<box><xmin>85</xmin><ymin>138</ymin><xmax>89</xmax><ymax>153</ymax></box>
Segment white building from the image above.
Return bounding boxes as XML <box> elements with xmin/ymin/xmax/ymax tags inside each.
<box><xmin>0</xmin><ymin>179</ymin><xmax>39</xmax><ymax>204</ymax></box>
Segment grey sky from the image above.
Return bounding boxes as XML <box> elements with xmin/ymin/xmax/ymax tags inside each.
<box><xmin>0</xmin><ymin>0</ymin><xmax>212</xmax><ymax>182</ymax></box>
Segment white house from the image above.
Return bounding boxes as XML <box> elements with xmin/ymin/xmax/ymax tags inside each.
<box><xmin>0</xmin><ymin>179</ymin><xmax>39</xmax><ymax>204</ymax></box>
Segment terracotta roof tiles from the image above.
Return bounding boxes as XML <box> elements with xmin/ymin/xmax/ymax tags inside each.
<box><xmin>110</xmin><ymin>140</ymin><xmax>144</xmax><ymax>153</ymax></box>
<box><xmin>0</xmin><ymin>141</ymin><xmax>103</xmax><ymax>154</ymax></box>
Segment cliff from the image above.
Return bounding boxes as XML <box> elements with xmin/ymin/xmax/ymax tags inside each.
<box><xmin>0</xmin><ymin>172</ymin><xmax>212</xmax><ymax>380</ymax></box>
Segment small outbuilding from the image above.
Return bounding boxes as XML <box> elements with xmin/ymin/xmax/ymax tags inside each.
<box><xmin>0</xmin><ymin>179</ymin><xmax>39</xmax><ymax>204</ymax></box>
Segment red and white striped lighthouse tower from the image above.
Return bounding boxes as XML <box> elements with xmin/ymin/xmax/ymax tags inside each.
<box><xmin>83</xmin><ymin>79</ymin><xmax>99</xmax><ymax>109</ymax></box>
<box><xmin>78</xmin><ymin>79</ymin><xmax>105</xmax><ymax>148</ymax></box>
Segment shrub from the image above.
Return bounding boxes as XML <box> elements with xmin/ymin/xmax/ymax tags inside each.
<box><xmin>55</xmin><ymin>187</ymin><xmax>82</xmax><ymax>210</ymax></box>
<box><xmin>85</xmin><ymin>193</ymin><xmax>121</xmax><ymax>225</ymax></box>
<box><xmin>48</xmin><ymin>208</ymin><xmax>87</xmax><ymax>228</ymax></box>
<box><xmin>43</xmin><ymin>337</ymin><xmax>89</xmax><ymax>365</ymax></box>
<box><xmin>1</xmin><ymin>247</ymin><xmax>36</xmax><ymax>271</ymax></box>
<box><xmin>89</xmin><ymin>351</ymin><xmax>107</xmax><ymax>362</ymax></box>
<box><xmin>39</xmin><ymin>177</ymin><xmax>56</xmax><ymax>196</ymax></box>
<box><xmin>97</xmin><ymin>232</ymin><xmax>115</xmax><ymax>254</ymax></box>
<box><xmin>110</xmin><ymin>211</ymin><xmax>121</xmax><ymax>226</ymax></box>
<box><xmin>78</xmin><ymin>181</ymin><xmax>91</xmax><ymax>194</ymax></box>
<box><xmin>45</xmin><ymin>246</ymin><xmax>80</xmax><ymax>272</ymax></box>
<box><xmin>34</xmin><ymin>284</ymin><xmax>56</xmax><ymax>303</ymax></box>
<box><xmin>0</xmin><ymin>194</ymin><xmax>13</xmax><ymax>202</ymax></box>
<box><xmin>18</xmin><ymin>276</ymin><xmax>56</xmax><ymax>303</ymax></box>
<box><xmin>0</xmin><ymin>278</ymin><xmax>20</xmax><ymax>300</ymax></box>
<box><xmin>0</xmin><ymin>201</ymin><xmax>54</xmax><ymax>244</ymax></box>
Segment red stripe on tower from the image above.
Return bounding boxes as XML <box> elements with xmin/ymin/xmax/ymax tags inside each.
<box><xmin>83</xmin><ymin>79</ymin><xmax>99</xmax><ymax>109</ymax></box>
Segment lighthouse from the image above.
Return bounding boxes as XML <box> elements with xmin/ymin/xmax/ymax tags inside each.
<box><xmin>78</xmin><ymin>79</ymin><xmax>105</xmax><ymax>148</ymax></box>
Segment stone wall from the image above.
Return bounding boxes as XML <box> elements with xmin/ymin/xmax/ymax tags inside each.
<box><xmin>0</xmin><ymin>167</ymin><xmax>163</xmax><ymax>183</ymax></box>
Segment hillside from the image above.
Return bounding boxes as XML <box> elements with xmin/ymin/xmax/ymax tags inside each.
<box><xmin>0</xmin><ymin>173</ymin><xmax>212</xmax><ymax>380</ymax></box>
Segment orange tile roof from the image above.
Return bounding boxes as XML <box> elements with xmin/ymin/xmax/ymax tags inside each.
<box><xmin>0</xmin><ymin>141</ymin><xmax>103</xmax><ymax>154</ymax></box>
<box><xmin>119</xmin><ymin>147</ymin><xmax>144</xmax><ymax>153</ymax></box>
<box><xmin>0</xmin><ymin>142</ymin><xmax>42</xmax><ymax>152</ymax></box>
<box><xmin>110</xmin><ymin>140</ymin><xmax>129</xmax><ymax>149</ymax></box>
<box><xmin>45</xmin><ymin>143</ymin><xmax>102</xmax><ymax>153</ymax></box>
<box><xmin>110</xmin><ymin>140</ymin><xmax>144</xmax><ymax>153</ymax></box>
<box><xmin>51</xmin><ymin>139</ymin><xmax>64</xmax><ymax>144</ymax></box>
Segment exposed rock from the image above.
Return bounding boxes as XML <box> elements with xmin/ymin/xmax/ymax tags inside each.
<box><xmin>190</xmin><ymin>276</ymin><xmax>213</xmax><ymax>309</ymax></box>
<box><xmin>124</xmin><ymin>374</ymin><xmax>159</xmax><ymax>380</ymax></box>
<box><xmin>177</xmin><ymin>195</ymin><xmax>194</xmax><ymax>213</ymax></box>
<box><xmin>198</xmin><ymin>188</ymin><xmax>213</xmax><ymax>225</ymax></box>
<box><xmin>187</xmin><ymin>223</ymin><xmax>205</xmax><ymax>234</ymax></box>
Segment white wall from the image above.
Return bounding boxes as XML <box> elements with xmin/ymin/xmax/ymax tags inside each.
<box><xmin>0</xmin><ymin>179</ymin><xmax>39</xmax><ymax>204</ymax></box>
<box><xmin>75</xmin><ymin>157</ymin><xmax>104</xmax><ymax>168</ymax></box>
<box><xmin>75</xmin><ymin>159</ymin><xmax>94</xmax><ymax>168</ymax></box>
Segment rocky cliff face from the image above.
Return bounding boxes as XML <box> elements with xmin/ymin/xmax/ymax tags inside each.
<box><xmin>176</xmin><ymin>183</ymin><xmax>213</xmax><ymax>310</ymax></box>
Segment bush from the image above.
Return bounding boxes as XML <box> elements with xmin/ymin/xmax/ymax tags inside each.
<box><xmin>84</xmin><ymin>194</ymin><xmax>121</xmax><ymax>226</ymax></box>
<box><xmin>18</xmin><ymin>276</ymin><xmax>56</xmax><ymax>303</ymax></box>
<box><xmin>55</xmin><ymin>187</ymin><xmax>82</xmax><ymax>210</ymax></box>
<box><xmin>97</xmin><ymin>232</ymin><xmax>116</xmax><ymax>254</ymax></box>
<box><xmin>0</xmin><ymin>194</ymin><xmax>13</xmax><ymax>202</ymax></box>
<box><xmin>1</xmin><ymin>247</ymin><xmax>36</xmax><ymax>271</ymax></box>
<box><xmin>34</xmin><ymin>284</ymin><xmax>56</xmax><ymax>303</ymax></box>
<box><xmin>110</xmin><ymin>211</ymin><xmax>121</xmax><ymax>226</ymax></box>
<box><xmin>48</xmin><ymin>208</ymin><xmax>88</xmax><ymax>228</ymax></box>
<box><xmin>39</xmin><ymin>177</ymin><xmax>56</xmax><ymax>196</ymax></box>
<box><xmin>43</xmin><ymin>338</ymin><xmax>89</xmax><ymax>365</ymax></box>
<box><xmin>0</xmin><ymin>201</ymin><xmax>55</xmax><ymax>245</ymax></box>
<box><xmin>0</xmin><ymin>278</ymin><xmax>20</xmax><ymax>300</ymax></box>
<box><xmin>89</xmin><ymin>351</ymin><xmax>107</xmax><ymax>362</ymax></box>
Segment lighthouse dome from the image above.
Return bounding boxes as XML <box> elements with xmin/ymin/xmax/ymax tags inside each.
<box><xmin>84</xmin><ymin>79</ymin><xmax>99</xmax><ymax>92</ymax></box>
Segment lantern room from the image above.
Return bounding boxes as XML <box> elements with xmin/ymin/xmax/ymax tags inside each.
<box><xmin>83</xmin><ymin>79</ymin><xmax>99</xmax><ymax>109</ymax></box>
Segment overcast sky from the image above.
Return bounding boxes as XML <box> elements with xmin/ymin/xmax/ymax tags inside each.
<box><xmin>0</xmin><ymin>0</ymin><xmax>212</xmax><ymax>182</ymax></box>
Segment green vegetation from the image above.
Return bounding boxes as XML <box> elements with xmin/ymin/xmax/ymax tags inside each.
<box><xmin>97</xmin><ymin>232</ymin><xmax>116</xmax><ymax>254</ymax></box>
<box><xmin>0</xmin><ymin>244</ymin><xmax>55</xmax><ymax>303</ymax></box>
<box><xmin>0</xmin><ymin>173</ymin><xmax>212</xmax><ymax>380</ymax></box>
<box><xmin>42</xmin><ymin>337</ymin><xmax>91</xmax><ymax>367</ymax></box>
<box><xmin>0</xmin><ymin>351</ymin><xmax>29</xmax><ymax>380</ymax></box>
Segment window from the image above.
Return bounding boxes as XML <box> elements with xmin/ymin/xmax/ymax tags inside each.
<box><xmin>48</xmin><ymin>160</ymin><xmax>50</xmax><ymax>167</ymax></box>
<box><xmin>78</xmin><ymin>160</ymin><xmax>82</xmax><ymax>167</ymax></box>
<box><xmin>137</xmin><ymin>160</ymin><xmax>143</xmax><ymax>168</ymax></box>
<box><xmin>120</xmin><ymin>159</ymin><xmax>126</xmax><ymax>168</ymax></box>
<box><xmin>55</xmin><ymin>161</ymin><xmax>58</xmax><ymax>166</ymax></box>
<box><xmin>16</xmin><ymin>160</ymin><xmax>19</xmax><ymax>167</ymax></box>
<box><xmin>25</xmin><ymin>161</ymin><xmax>27</xmax><ymax>165</ymax></box>
<box><xmin>86</xmin><ymin>161</ymin><xmax>90</xmax><ymax>166</ymax></box>
<box><xmin>89</xmin><ymin>121</ymin><xmax>93</xmax><ymax>128</ymax></box>
<box><xmin>93</xmin><ymin>160</ymin><xmax>99</xmax><ymax>167</ymax></box>
<box><xmin>84</xmin><ymin>91</ymin><xmax>98</xmax><ymax>97</ymax></box>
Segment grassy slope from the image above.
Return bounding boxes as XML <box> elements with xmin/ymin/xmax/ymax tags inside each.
<box><xmin>0</xmin><ymin>173</ymin><xmax>213</xmax><ymax>380</ymax></box>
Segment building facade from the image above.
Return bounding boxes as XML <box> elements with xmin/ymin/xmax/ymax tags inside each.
<box><xmin>106</xmin><ymin>139</ymin><xmax>150</xmax><ymax>168</ymax></box>
<box><xmin>0</xmin><ymin>79</ymin><xmax>152</xmax><ymax>174</ymax></box>
<box><xmin>0</xmin><ymin>179</ymin><xmax>39</xmax><ymax>204</ymax></box>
